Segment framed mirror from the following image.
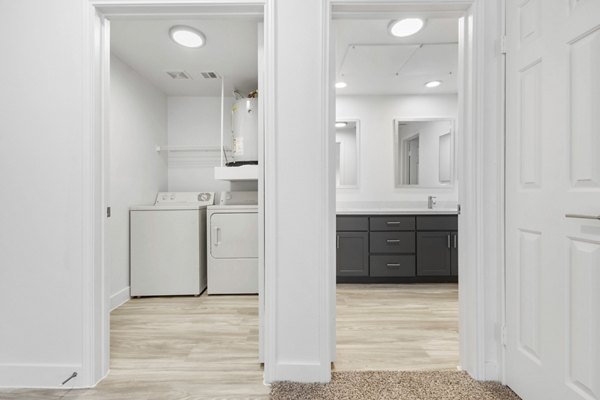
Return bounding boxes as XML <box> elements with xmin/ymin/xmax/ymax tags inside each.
<box><xmin>335</xmin><ymin>120</ymin><xmax>360</xmax><ymax>189</ymax></box>
<box><xmin>394</xmin><ymin>118</ymin><xmax>455</xmax><ymax>188</ymax></box>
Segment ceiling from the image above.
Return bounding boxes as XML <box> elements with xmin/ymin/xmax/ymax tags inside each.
<box><xmin>110</xmin><ymin>17</ymin><xmax>457</xmax><ymax>97</ymax></box>
<box><xmin>335</xmin><ymin>18</ymin><xmax>459</xmax><ymax>95</ymax></box>
<box><xmin>110</xmin><ymin>18</ymin><xmax>259</xmax><ymax>96</ymax></box>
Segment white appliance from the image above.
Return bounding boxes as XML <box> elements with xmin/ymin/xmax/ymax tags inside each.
<box><xmin>207</xmin><ymin>192</ymin><xmax>258</xmax><ymax>294</ymax></box>
<box><xmin>130</xmin><ymin>192</ymin><xmax>214</xmax><ymax>297</ymax></box>
<box><xmin>229</xmin><ymin>97</ymin><xmax>258</xmax><ymax>166</ymax></box>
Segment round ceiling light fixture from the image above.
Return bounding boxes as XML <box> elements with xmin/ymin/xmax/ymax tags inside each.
<box><xmin>425</xmin><ymin>80</ymin><xmax>442</xmax><ymax>88</ymax></box>
<box><xmin>169</xmin><ymin>25</ymin><xmax>206</xmax><ymax>48</ymax></box>
<box><xmin>388</xmin><ymin>18</ymin><xmax>425</xmax><ymax>38</ymax></box>
<box><xmin>335</xmin><ymin>122</ymin><xmax>348</xmax><ymax>128</ymax></box>
<box><xmin>335</xmin><ymin>81</ymin><xmax>348</xmax><ymax>89</ymax></box>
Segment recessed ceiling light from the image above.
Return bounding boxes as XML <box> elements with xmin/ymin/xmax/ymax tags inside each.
<box><xmin>336</xmin><ymin>122</ymin><xmax>348</xmax><ymax>128</ymax></box>
<box><xmin>388</xmin><ymin>18</ymin><xmax>425</xmax><ymax>37</ymax></box>
<box><xmin>169</xmin><ymin>25</ymin><xmax>206</xmax><ymax>48</ymax></box>
<box><xmin>425</xmin><ymin>80</ymin><xmax>442</xmax><ymax>88</ymax></box>
<box><xmin>335</xmin><ymin>82</ymin><xmax>348</xmax><ymax>89</ymax></box>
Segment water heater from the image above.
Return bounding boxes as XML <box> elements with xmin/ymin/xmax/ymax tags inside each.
<box><xmin>229</xmin><ymin>97</ymin><xmax>258</xmax><ymax>166</ymax></box>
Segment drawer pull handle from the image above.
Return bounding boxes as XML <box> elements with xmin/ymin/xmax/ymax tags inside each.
<box><xmin>386</xmin><ymin>239</ymin><xmax>401</xmax><ymax>244</ymax></box>
<box><xmin>386</xmin><ymin>221</ymin><xmax>401</xmax><ymax>225</ymax></box>
<box><xmin>565</xmin><ymin>214</ymin><xmax>600</xmax><ymax>220</ymax></box>
<box><xmin>386</xmin><ymin>263</ymin><xmax>401</xmax><ymax>268</ymax></box>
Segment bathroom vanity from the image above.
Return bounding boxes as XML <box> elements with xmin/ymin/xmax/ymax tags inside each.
<box><xmin>333</xmin><ymin>115</ymin><xmax>459</xmax><ymax>283</ymax></box>
<box><xmin>336</xmin><ymin>210</ymin><xmax>458</xmax><ymax>283</ymax></box>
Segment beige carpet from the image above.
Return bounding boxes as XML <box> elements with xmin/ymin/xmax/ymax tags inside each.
<box><xmin>270</xmin><ymin>371</ymin><xmax>521</xmax><ymax>400</ymax></box>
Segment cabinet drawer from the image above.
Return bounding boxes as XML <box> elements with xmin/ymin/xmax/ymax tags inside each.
<box><xmin>370</xmin><ymin>255</ymin><xmax>416</xmax><ymax>277</ymax></box>
<box><xmin>370</xmin><ymin>216</ymin><xmax>415</xmax><ymax>231</ymax></box>
<box><xmin>416</xmin><ymin>215</ymin><xmax>458</xmax><ymax>231</ymax></box>
<box><xmin>370</xmin><ymin>232</ymin><xmax>415</xmax><ymax>254</ymax></box>
<box><xmin>336</xmin><ymin>216</ymin><xmax>369</xmax><ymax>231</ymax></box>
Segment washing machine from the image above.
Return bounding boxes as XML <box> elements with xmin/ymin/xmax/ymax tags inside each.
<box><xmin>130</xmin><ymin>192</ymin><xmax>214</xmax><ymax>297</ymax></box>
<box><xmin>207</xmin><ymin>192</ymin><xmax>258</xmax><ymax>294</ymax></box>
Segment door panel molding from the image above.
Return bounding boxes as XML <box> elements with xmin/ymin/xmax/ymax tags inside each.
<box><xmin>518</xmin><ymin>59</ymin><xmax>542</xmax><ymax>188</ymax></box>
<box><xmin>566</xmin><ymin>237</ymin><xmax>600</xmax><ymax>400</ymax></box>
<box><xmin>517</xmin><ymin>229</ymin><xmax>542</xmax><ymax>364</ymax></box>
<box><xmin>569</xmin><ymin>26</ymin><xmax>600</xmax><ymax>188</ymax></box>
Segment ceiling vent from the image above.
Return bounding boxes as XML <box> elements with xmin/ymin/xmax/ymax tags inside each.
<box><xmin>199</xmin><ymin>71</ymin><xmax>221</xmax><ymax>79</ymax></box>
<box><xmin>166</xmin><ymin>70</ymin><xmax>192</xmax><ymax>80</ymax></box>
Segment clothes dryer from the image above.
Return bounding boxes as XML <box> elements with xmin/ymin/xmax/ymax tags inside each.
<box><xmin>207</xmin><ymin>192</ymin><xmax>258</xmax><ymax>294</ymax></box>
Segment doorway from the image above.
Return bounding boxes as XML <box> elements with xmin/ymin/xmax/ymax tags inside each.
<box><xmin>404</xmin><ymin>134</ymin><xmax>420</xmax><ymax>185</ymax></box>
<box><xmin>328</xmin><ymin>0</ymin><xmax>492</xmax><ymax>377</ymax></box>
<box><xmin>87</xmin><ymin>2</ymin><xmax>269</xmax><ymax>395</ymax></box>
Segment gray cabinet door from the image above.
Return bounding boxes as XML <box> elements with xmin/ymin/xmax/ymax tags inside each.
<box><xmin>451</xmin><ymin>232</ymin><xmax>458</xmax><ymax>276</ymax></box>
<box><xmin>417</xmin><ymin>232</ymin><xmax>451</xmax><ymax>276</ymax></box>
<box><xmin>336</xmin><ymin>232</ymin><xmax>369</xmax><ymax>276</ymax></box>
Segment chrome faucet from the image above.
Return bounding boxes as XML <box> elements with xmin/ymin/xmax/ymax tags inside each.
<box><xmin>428</xmin><ymin>196</ymin><xmax>437</xmax><ymax>209</ymax></box>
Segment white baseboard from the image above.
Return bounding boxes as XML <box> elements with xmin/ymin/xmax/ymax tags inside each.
<box><xmin>110</xmin><ymin>286</ymin><xmax>130</xmax><ymax>311</ymax></box>
<box><xmin>0</xmin><ymin>363</ymin><xmax>82</xmax><ymax>389</ymax></box>
<box><xmin>484</xmin><ymin>361</ymin><xmax>499</xmax><ymax>381</ymax></box>
<box><xmin>269</xmin><ymin>362</ymin><xmax>331</xmax><ymax>383</ymax></box>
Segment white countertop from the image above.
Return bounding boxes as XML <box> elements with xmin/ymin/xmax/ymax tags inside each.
<box><xmin>336</xmin><ymin>201</ymin><xmax>459</xmax><ymax>215</ymax></box>
<box><xmin>337</xmin><ymin>208</ymin><xmax>458</xmax><ymax>215</ymax></box>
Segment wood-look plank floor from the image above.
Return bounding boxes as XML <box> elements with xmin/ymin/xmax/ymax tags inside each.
<box><xmin>1</xmin><ymin>294</ymin><xmax>268</xmax><ymax>400</ymax></box>
<box><xmin>334</xmin><ymin>284</ymin><xmax>459</xmax><ymax>372</ymax></box>
<box><xmin>1</xmin><ymin>284</ymin><xmax>458</xmax><ymax>399</ymax></box>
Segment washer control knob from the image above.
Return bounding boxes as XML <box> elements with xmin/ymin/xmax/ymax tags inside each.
<box><xmin>199</xmin><ymin>193</ymin><xmax>210</xmax><ymax>202</ymax></box>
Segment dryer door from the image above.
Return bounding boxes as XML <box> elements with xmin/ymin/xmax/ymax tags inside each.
<box><xmin>210</xmin><ymin>212</ymin><xmax>258</xmax><ymax>259</ymax></box>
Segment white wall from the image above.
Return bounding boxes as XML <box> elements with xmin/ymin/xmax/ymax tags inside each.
<box><xmin>336</xmin><ymin>94</ymin><xmax>458</xmax><ymax>204</ymax></box>
<box><xmin>108</xmin><ymin>55</ymin><xmax>168</xmax><ymax>309</ymax></box>
<box><xmin>264</xmin><ymin>0</ymin><xmax>333</xmax><ymax>383</ymax></box>
<box><xmin>167</xmin><ymin>96</ymin><xmax>257</xmax><ymax>193</ymax></box>
<box><xmin>0</xmin><ymin>0</ymin><xmax>87</xmax><ymax>387</ymax></box>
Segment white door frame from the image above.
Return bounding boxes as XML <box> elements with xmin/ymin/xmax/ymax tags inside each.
<box><xmin>327</xmin><ymin>0</ymin><xmax>505</xmax><ymax>381</ymax></box>
<box><xmin>82</xmin><ymin>0</ymin><xmax>273</xmax><ymax>386</ymax></box>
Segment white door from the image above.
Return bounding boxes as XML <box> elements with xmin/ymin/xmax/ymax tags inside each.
<box><xmin>210</xmin><ymin>213</ymin><xmax>258</xmax><ymax>259</ymax></box>
<box><xmin>505</xmin><ymin>1</ymin><xmax>600</xmax><ymax>399</ymax></box>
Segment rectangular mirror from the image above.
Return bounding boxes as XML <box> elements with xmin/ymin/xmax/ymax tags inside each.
<box><xmin>335</xmin><ymin>120</ymin><xmax>360</xmax><ymax>188</ymax></box>
<box><xmin>394</xmin><ymin>118</ymin><xmax>455</xmax><ymax>188</ymax></box>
